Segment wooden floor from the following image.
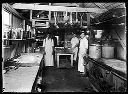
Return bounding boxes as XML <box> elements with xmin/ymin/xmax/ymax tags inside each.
<box><xmin>40</xmin><ymin>65</ymin><xmax>95</xmax><ymax>92</ymax></box>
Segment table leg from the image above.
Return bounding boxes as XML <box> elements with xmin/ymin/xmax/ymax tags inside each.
<box><xmin>71</xmin><ymin>55</ymin><xmax>73</xmax><ymax>66</ymax></box>
<box><xmin>57</xmin><ymin>55</ymin><xmax>59</xmax><ymax>68</ymax></box>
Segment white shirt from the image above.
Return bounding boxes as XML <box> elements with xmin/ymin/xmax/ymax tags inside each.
<box><xmin>71</xmin><ymin>37</ymin><xmax>79</xmax><ymax>48</ymax></box>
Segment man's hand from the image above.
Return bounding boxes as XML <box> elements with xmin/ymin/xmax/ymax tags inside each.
<box><xmin>52</xmin><ymin>51</ymin><xmax>54</xmax><ymax>55</ymax></box>
<box><xmin>84</xmin><ymin>54</ymin><xmax>88</xmax><ymax>58</ymax></box>
<box><xmin>44</xmin><ymin>52</ymin><xmax>46</xmax><ymax>55</ymax></box>
<box><xmin>72</xmin><ymin>43</ymin><xmax>78</xmax><ymax>51</ymax></box>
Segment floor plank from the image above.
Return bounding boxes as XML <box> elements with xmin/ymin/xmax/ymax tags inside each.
<box><xmin>41</xmin><ymin>67</ymin><xmax>96</xmax><ymax>92</ymax></box>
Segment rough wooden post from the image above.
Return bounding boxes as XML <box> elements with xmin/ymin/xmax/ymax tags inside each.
<box><xmin>49</xmin><ymin>3</ymin><xmax>51</xmax><ymax>21</ymax></box>
<box><xmin>30</xmin><ymin>10</ymin><xmax>32</xmax><ymax>20</ymax></box>
<box><xmin>70</xmin><ymin>12</ymin><xmax>72</xmax><ymax>24</ymax></box>
<box><xmin>76</xmin><ymin>12</ymin><xmax>78</xmax><ymax>22</ymax></box>
<box><xmin>87</xmin><ymin>13</ymin><xmax>90</xmax><ymax>29</ymax></box>
<box><xmin>54</xmin><ymin>12</ymin><xmax>57</xmax><ymax>25</ymax></box>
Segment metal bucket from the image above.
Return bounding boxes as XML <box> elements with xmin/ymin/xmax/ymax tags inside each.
<box><xmin>95</xmin><ymin>30</ymin><xmax>103</xmax><ymax>39</ymax></box>
<box><xmin>89</xmin><ymin>44</ymin><xmax>101</xmax><ymax>59</ymax></box>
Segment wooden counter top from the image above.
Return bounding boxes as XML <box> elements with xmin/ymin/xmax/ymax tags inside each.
<box><xmin>14</xmin><ymin>53</ymin><xmax>43</xmax><ymax>67</ymax></box>
<box><xmin>84</xmin><ymin>56</ymin><xmax>127</xmax><ymax>80</ymax></box>
<box><xmin>55</xmin><ymin>48</ymin><xmax>73</xmax><ymax>54</ymax></box>
<box><xmin>3</xmin><ymin>66</ymin><xmax>39</xmax><ymax>92</ymax></box>
<box><xmin>3</xmin><ymin>53</ymin><xmax>43</xmax><ymax>92</ymax></box>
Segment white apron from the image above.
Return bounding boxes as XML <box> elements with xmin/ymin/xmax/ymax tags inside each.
<box><xmin>78</xmin><ymin>37</ymin><xmax>88</xmax><ymax>72</ymax></box>
<box><xmin>71</xmin><ymin>37</ymin><xmax>79</xmax><ymax>61</ymax></box>
<box><xmin>43</xmin><ymin>38</ymin><xmax>54</xmax><ymax>66</ymax></box>
<box><xmin>72</xmin><ymin>47</ymin><xmax>78</xmax><ymax>61</ymax></box>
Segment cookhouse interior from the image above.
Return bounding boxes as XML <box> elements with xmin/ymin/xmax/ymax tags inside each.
<box><xmin>2</xmin><ymin>3</ymin><xmax>127</xmax><ymax>92</ymax></box>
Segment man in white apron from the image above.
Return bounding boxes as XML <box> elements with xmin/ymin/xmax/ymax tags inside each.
<box><xmin>71</xmin><ymin>33</ymin><xmax>79</xmax><ymax>63</ymax></box>
<box><xmin>78</xmin><ymin>31</ymin><xmax>88</xmax><ymax>74</ymax></box>
<box><xmin>43</xmin><ymin>33</ymin><xmax>54</xmax><ymax>66</ymax></box>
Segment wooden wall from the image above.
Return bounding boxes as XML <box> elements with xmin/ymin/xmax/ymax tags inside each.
<box><xmin>91</xmin><ymin>8</ymin><xmax>126</xmax><ymax>61</ymax></box>
<box><xmin>12</xmin><ymin>15</ymin><xmax>23</xmax><ymax>28</ymax></box>
<box><xmin>109</xmin><ymin>26</ymin><xmax>126</xmax><ymax>61</ymax></box>
<box><xmin>2</xmin><ymin>4</ymin><xmax>26</xmax><ymax>61</ymax></box>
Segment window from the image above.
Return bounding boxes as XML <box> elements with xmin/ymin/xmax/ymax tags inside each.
<box><xmin>2</xmin><ymin>9</ymin><xmax>11</xmax><ymax>26</ymax></box>
<box><xmin>2</xmin><ymin>8</ymin><xmax>12</xmax><ymax>39</ymax></box>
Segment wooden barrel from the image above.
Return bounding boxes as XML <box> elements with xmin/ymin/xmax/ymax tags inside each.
<box><xmin>102</xmin><ymin>46</ymin><xmax>114</xmax><ymax>58</ymax></box>
<box><xmin>89</xmin><ymin>44</ymin><xmax>101</xmax><ymax>59</ymax></box>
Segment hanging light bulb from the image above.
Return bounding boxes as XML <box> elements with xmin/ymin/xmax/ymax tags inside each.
<box><xmin>87</xmin><ymin>30</ymin><xmax>90</xmax><ymax>33</ymax></box>
<box><xmin>56</xmin><ymin>25</ymin><xmax>59</xmax><ymax>28</ymax></box>
<box><xmin>37</xmin><ymin>15</ymin><xmax>39</xmax><ymax>18</ymax></box>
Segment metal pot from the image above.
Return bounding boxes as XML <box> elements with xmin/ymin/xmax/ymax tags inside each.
<box><xmin>102</xmin><ymin>45</ymin><xmax>114</xmax><ymax>58</ymax></box>
<box><xmin>89</xmin><ymin>44</ymin><xmax>101</xmax><ymax>59</ymax></box>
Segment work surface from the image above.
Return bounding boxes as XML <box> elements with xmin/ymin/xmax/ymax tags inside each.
<box><xmin>99</xmin><ymin>58</ymin><xmax>126</xmax><ymax>74</ymax></box>
<box><xmin>85</xmin><ymin>57</ymin><xmax>127</xmax><ymax>79</ymax></box>
<box><xmin>3</xmin><ymin>53</ymin><xmax>43</xmax><ymax>92</ymax></box>
<box><xmin>55</xmin><ymin>47</ymin><xmax>73</xmax><ymax>54</ymax></box>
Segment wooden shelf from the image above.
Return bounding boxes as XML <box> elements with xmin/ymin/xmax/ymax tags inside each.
<box><xmin>26</xmin><ymin>38</ymin><xmax>35</xmax><ymax>41</ymax></box>
<box><xmin>8</xmin><ymin>39</ymin><xmax>26</xmax><ymax>41</ymax></box>
<box><xmin>3</xmin><ymin>46</ymin><xmax>11</xmax><ymax>48</ymax></box>
<box><xmin>32</xmin><ymin>18</ymin><xmax>49</xmax><ymax>20</ymax></box>
<box><xmin>32</xmin><ymin>19</ymin><xmax>49</xmax><ymax>21</ymax></box>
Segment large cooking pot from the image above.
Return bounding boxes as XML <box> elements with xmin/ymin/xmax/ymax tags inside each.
<box><xmin>89</xmin><ymin>44</ymin><xmax>101</xmax><ymax>59</ymax></box>
<box><xmin>102</xmin><ymin>45</ymin><xmax>114</xmax><ymax>58</ymax></box>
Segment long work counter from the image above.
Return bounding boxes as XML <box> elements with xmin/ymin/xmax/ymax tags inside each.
<box><xmin>3</xmin><ymin>53</ymin><xmax>44</xmax><ymax>92</ymax></box>
<box><xmin>84</xmin><ymin>56</ymin><xmax>127</xmax><ymax>92</ymax></box>
<box><xmin>85</xmin><ymin>56</ymin><xmax>126</xmax><ymax>80</ymax></box>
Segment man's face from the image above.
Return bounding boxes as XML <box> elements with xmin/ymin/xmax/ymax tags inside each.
<box><xmin>73</xmin><ymin>34</ymin><xmax>76</xmax><ymax>37</ymax></box>
<box><xmin>47</xmin><ymin>34</ymin><xmax>50</xmax><ymax>38</ymax></box>
<box><xmin>80</xmin><ymin>33</ymin><xmax>85</xmax><ymax>39</ymax></box>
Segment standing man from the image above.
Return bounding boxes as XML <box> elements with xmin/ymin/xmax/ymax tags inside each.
<box><xmin>43</xmin><ymin>32</ymin><xmax>54</xmax><ymax>66</ymax></box>
<box><xmin>71</xmin><ymin>33</ymin><xmax>79</xmax><ymax>67</ymax></box>
<box><xmin>78</xmin><ymin>30</ymin><xmax>88</xmax><ymax>75</ymax></box>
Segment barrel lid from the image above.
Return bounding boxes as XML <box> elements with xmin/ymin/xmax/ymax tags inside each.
<box><xmin>103</xmin><ymin>44</ymin><xmax>114</xmax><ymax>47</ymax></box>
<box><xmin>90</xmin><ymin>44</ymin><xmax>101</xmax><ymax>46</ymax></box>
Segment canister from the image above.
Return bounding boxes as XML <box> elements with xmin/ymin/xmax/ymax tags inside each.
<box><xmin>102</xmin><ymin>44</ymin><xmax>114</xmax><ymax>58</ymax></box>
<box><xmin>89</xmin><ymin>44</ymin><xmax>101</xmax><ymax>59</ymax></box>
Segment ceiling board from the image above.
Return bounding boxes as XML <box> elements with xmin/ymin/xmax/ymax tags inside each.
<box><xmin>84</xmin><ymin>3</ymin><xmax>93</xmax><ymax>8</ymax></box>
<box><xmin>95</xmin><ymin>3</ymin><xmax>106</xmax><ymax>9</ymax></box>
<box><xmin>112</xmin><ymin>3</ymin><xmax>125</xmax><ymax>9</ymax></box>
<box><xmin>105</xmin><ymin>3</ymin><xmax>116</xmax><ymax>10</ymax></box>
<box><xmin>52</xmin><ymin>3</ymin><xmax>78</xmax><ymax>7</ymax></box>
<box><xmin>102</xmin><ymin>3</ymin><xmax>114</xmax><ymax>7</ymax></box>
<box><xmin>83</xmin><ymin>3</ymin><xmax>88</xmax><ymax>7</ymax></box>
<box><xmin>8</xmin><ymin>3</ymin><xmax>125</xmax><ymax>20</ymax></box>
<box><xmin>89</xmin><ymin>3</ymin><xmax>98</xmax><ymax>8</ymax></box>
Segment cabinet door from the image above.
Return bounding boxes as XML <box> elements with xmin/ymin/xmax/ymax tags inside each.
<box><xmin>113</xmin><ymin>75</ymin><xmax>127</xmax><ymax>92</ymax></box>
<box><xmin>100</xmin><ymin>68</ymin><xmax>113</xmax><ymax>85</ymax></box>
<box><xmin>88</xmin><ymin>60</ymin><xmax>115</xmax><ymax>91</ymax></box>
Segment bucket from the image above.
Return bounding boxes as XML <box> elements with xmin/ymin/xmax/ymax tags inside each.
<box><xmin>102</xmin><ymin>46</ymin><xmax>114</xmax><ymax>58</ymax></box>
<box><xmin>89</xmin><ymin>44</ymin><xmax>101</xmax><ymax>59</ymax></box>
<box><xmin>95</xmin><ymin>30</ymin><xmax>103</xmax><ymax>39</ymax></box>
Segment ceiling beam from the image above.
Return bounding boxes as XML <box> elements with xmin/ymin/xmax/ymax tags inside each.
<box><xmin>94</xmin><ymin>3</ymin><xmax>106</xmax><ymax>9</ymax></box>
<box><xmin>35</xmin><ymin>10</ymin><xmax>45</xmax><ymax>16</ymax></box>
<box><xmin>52</xmin><ymin>3</ymin><xmax>79</xmax><ymax>7</ymax></box>
<box><xmin>90</xmin><ymin>14</ymin><xmax>94</xmax><ymax>18</ymax></box>
<box><xmin>12</xmin><ymin>3</ymin><xmax>107</xmax><ymax>13</ymax></box>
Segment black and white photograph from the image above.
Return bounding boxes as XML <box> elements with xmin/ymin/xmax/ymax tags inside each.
<box><xmin>2</xmin><ymin>3</ymin><xmax>127</xmax><ymax>92</ymax></box>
